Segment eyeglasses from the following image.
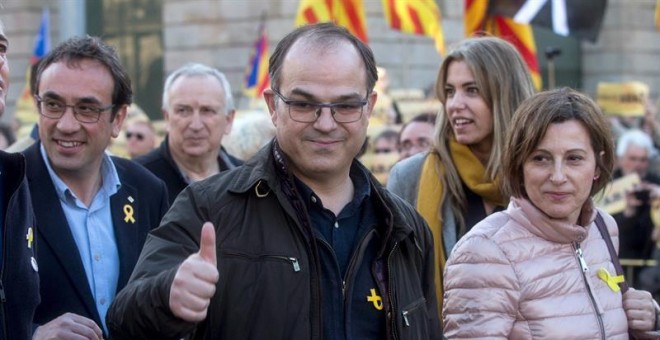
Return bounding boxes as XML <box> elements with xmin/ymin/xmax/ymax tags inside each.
<box><xmin>374</xmin><ymin>148</ymin><xmax>396</xmax><ymax>154</ymax></box>
<box><xmin>272</xmin><ymin>89</ymin><xmax>368</xmax><ymax>123</ymax></box>
<box><xmin>34</xmin><ymin>95</ymin><xmax>115</xmax><ymax>123</ymax></box>
<box><xmin>126</xmin><ymin>131</ymin><xmax>145</xmax><ymax>141</ymax></box>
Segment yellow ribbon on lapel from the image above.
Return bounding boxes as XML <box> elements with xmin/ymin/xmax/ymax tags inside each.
<box><xmin>597</xmin><ymin>267</ymin><xmax>625</xmax><ymax>292</ymax></box>
<box><xmin>123</xmin><ymin>204</ymin><xmax>136</xmax><ymax>223</ymax></box>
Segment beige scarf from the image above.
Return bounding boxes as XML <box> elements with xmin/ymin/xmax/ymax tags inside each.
<box><xmin>416</xmin><ymin>139</ymin><xmax>505</xmax><ymax>315</ymax></box>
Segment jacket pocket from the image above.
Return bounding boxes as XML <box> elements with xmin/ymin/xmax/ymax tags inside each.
<box><xmin>220</xmin><ymin>250</ymin><xmax>301</xmax><ymax>272</ymax></box>
<box><xmin>398</xmin><ymin>297</ymin><xmax>429</xmax><ymax>339</ymax></box>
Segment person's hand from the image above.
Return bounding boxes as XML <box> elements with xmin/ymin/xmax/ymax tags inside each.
<box><xmin>32</xmin><ymin>312</ymin><xmax>103</xmax><ymax>340</ymax></box>
<box><xmin>169</xmin><ymin>222</ymin><xmax>219</xmax><ymax>322</ymax></box>
<box><xmin>623</xmin><ymin>288</ymin><xmax>656</xmax><ymax>332</ymax></box>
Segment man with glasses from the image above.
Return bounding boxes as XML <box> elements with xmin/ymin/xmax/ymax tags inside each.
<box><xmin>108</xmin><ymin>23</ymin><xmax>441</xmax><ymax>339</ymax></box>
<box><xmin>0</xmin><ymin>19</ymin><xmax>40</xmax><ymax>340</ymax></box>
<box><xmin>134</xmin><ymin>63</ymin><xmax>242</xmax><ymax>205</ymax></box>
<box><xmin>23</xmin><ymin>36</ymin><xmax>169</xmax><ymax>340</ymax></box>
<box><xmin>124</xmin><ymin>112</ymin><xmax>157</xmax><ymax>159</ymax></box>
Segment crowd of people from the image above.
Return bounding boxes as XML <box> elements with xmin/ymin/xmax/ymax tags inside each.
<box><xmin>1</xmin><ymin>18</ymin><xmax>660</xmax><ymax>339</ymax></box>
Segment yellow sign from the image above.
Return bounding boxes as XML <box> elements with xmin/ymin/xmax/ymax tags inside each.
<box><xmin>594</xmin><ymin>173</ymin><xmax>641</xmax><ymax>214</ymax></box>
<box><xmin>596</xmin><ymin>82</ymin><xmax>649</xmax><ymax>117</ymax></box>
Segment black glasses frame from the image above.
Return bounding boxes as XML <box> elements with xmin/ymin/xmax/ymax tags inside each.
<box><xmin>271</xmin><ymin>88</ymin><xmax>368</xmax><ymax>123</ymax></box>
<box><xmin>34</xmin><ymin>95</ymin><xmax>115</xmax><ymax>123</ymax></box>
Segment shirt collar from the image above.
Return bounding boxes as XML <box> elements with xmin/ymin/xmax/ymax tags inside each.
<box><xmin>294</xmin><ymin>161</ymin><xmax>371</xmax><ymax>210</ymax></box>
<box><xmin>40</xmin><ymin>143</ymin><xmax>121</xmax><ymax>203</ymax></box>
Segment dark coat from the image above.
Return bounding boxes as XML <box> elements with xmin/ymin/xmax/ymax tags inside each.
<box><xmin>0</xmin><ymin>151</ymin><xmax>39</xmax><ymax>340</ymax></box>
<box><xmin>23</xmin><ymin>143</ymin><xmax>169</xmax><ymax>337</ymax></box>
<box><xmin>134</xmin><ymin>136</ymin><xmax>242</xmax><ymax>205</ymax></box>
<box><xmin>611</xmin><ymin>169</ymin><xmax>660</xmax><ymax>260</ymax></box>
<box><xmin>108</xmin><ymin>142</ymin><xmax>441</xmax><ymax>340</ymax></box>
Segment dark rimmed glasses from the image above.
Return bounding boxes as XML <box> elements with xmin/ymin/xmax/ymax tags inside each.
<box><xmin>34</xmin><ymin>95</ymin><xmax>115</xmax><ymax>123</ymax></box>
<box><xmin>272</xmin><ymin>89</ymin><xmax>368</xmax><ymax>123</ymax></box>
<box><xmin>126</xmin><ymin>131</ymin><xmax>145</xmax><ymax>141</ymax></box>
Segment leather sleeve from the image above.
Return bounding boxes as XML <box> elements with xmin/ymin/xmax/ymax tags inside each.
<box><xmin>107</xmin><ymin>185</ymin><xmax>207</xmax><ymax>339</ymax></box>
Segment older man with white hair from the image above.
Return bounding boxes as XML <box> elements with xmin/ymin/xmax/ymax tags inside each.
<box><xmin>135</xmin><ymin>63</ymin><xmax>242</xmax><ymax>204</ymax></box>
<box><xmin>612</xmin><ymin>129</ymin><xmax>660</xmax><ymax>261</ymax></box>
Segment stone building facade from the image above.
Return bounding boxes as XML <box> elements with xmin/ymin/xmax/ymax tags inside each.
<box><xmin>0</xmin><ymin>0</ymin><xmax>657</xmax><ymax>122</ymax></box>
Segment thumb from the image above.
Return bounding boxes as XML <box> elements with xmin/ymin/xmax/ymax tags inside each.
<box><xmin>198</xmin><ymin>222</ymin><xmax>217</xmax><ymax>266</ymax></box>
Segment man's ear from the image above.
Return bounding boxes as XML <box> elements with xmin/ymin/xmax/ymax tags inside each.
<box><xmin>162</xmin><ymin>108</ymin><xmax>170</xmax><ymax>132</ymax></box>
<box><xmin>224</xmin><ymin>110</ymin><xmax>236</xmax><ymax>135</ymax></box>
<box><xmin>111</xmin><ymin>104</ymin><xmax>128</xmax><ymax>138</ymax></box>
<box><xmin>263</xmin><ymin>89</ymin><xmax>278</xmax><ymax>126</ymax></box>
<box><xmin>364</xmin><ymin>91</ymin><xmax>378</xmax><ymax>120</ymax></box>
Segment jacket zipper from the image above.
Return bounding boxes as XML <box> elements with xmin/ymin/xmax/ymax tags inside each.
<box><xmin>387</xmin><ymin>241</ymin><xmax>400</xmax><ymax>340</ymax></box>
<box><xmin>341</xmin><ymin>230</ymin><xmax>376</xmax><ymax>303</ymax></box>
<box><xmin>222</xmin><ymin>252</ymin><xmax>300</xmax><ymax>272</ymax></box>
<box><xmin>401</xmin><ymin>297</ymin><xmax>426</xmax><ymax>327</ymax></box>
<box><xmin>574</xmin><ymin>242</ymin><xmax>605</xmax><ymax>340</ymax></box>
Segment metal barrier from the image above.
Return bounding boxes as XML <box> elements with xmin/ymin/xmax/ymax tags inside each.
<box><xmin>620</xmin><ymin>258</ymin><xmax>657</xmax><ymax>287</ymax></box>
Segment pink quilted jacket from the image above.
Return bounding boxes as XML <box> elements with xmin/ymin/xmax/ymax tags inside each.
<box><xmin>443</xmin><ymin>197</ymin><xmax>629</xmax><ymax>339</ymax></box>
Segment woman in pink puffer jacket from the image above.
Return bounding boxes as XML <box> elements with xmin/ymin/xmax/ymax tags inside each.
<box><xmin>443</xmin><ymin>88</ymin><xmax>660</xmax><ymax>339</ymax></box>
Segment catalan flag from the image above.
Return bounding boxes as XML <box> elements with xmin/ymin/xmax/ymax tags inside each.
<box><xmin>465</xmin><ymin>0</ymin><xmax>542</xmax><ymax>90</ymax></box>
<box><xmin>295</xmin><ymin>0</ymin><xmax>368</xmax><ymax>43</ymax></box>
<box><xmin>16</xmin><ymin>8</ymin><xmax>50</xmax><ymax>126</ymax></box>
<box><xmin>244</xmin><ymin>21</ymin><xmax>270</xmax><ymax>98</ymax></box>
<box><xmin>382</xmin><ymin>0</ymin><xmax>445</xmax><ymax>55</ymax></box>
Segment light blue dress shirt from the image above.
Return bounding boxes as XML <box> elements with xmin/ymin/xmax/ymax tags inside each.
<box><xmin>40</xmin><ymin>145</ymin><xmax>120</xmax><ymax>334</ymax></box>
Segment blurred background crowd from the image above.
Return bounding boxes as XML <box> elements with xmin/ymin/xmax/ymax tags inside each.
<box><xmin>1</xmin><ymin>0</ymin><xmax>659</xmax><ymax>294</ymax></box>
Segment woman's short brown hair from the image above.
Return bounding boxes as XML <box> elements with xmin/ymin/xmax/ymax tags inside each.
<box><xmin>502</xmin><ymin>87</ymin><xmax>615</xmax><ymax>198</ymax></box>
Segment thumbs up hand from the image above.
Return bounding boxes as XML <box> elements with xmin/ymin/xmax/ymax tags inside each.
<box><xmin>169</xmin><ymin>222</ymin><xmax>219</xmax><ymax>322</ymax></box>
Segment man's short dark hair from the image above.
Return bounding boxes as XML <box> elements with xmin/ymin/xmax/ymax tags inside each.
<box><xmin>34</xmin><ymin>35</ymin><xmax>132</xmax><ymax>117</ymax></box>
<box><xmin>268</xmin><ymin>22</ymin><xmax>378</xmax><ymax>94</ymax></box>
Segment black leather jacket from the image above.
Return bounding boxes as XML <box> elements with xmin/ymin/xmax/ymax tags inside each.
<box><xmin>108</xmin><ymin>141</ymin><xmax>441</xmax><ymax>339</ymax></box>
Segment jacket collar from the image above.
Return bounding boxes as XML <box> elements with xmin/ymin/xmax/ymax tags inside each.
<box><xmin>225</xmin><ymin>140</ymin><xmax>414</xmax><ymax>248</ymax></box>
<box><xmin>507</xmin><ymin>196</ymin><xmax>596</xmax><ymax>244</ymax></box>
<box><xmin>159</xmin><ymin>135</ymin><xmax>237</xmax><ymax>181</ymax></box>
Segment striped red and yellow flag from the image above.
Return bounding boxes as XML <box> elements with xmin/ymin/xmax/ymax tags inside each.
<box><xmin>382</xmin><ymin>0</ymin><xmax>445</xmax><ymax>55</ymax></box>
<box><xmin>295</xmin><ymin>0</ymin><xmax>368</xmax><ymax>42</ymax></box>
<box><xmin>464</xmin><ymin>0</ymin><xmax>542</xmax><ymax>90</ymax></box>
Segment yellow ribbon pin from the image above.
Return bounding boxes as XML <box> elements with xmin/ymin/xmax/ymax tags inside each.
<box><xmin>123</xmin><ymin>204</ymin><xmax>136</xmax><ymax>223</ymax></box>
<box><xmin>597</xmin><ymin>267</ymin><xmax>625</xmax><ymax>292</ymax></box>
<box><xmin>26</xmin><ymin>227</ymin><xmax>34</xmax><ymax>248</ymax></box>
<box><xmin>367</xmin><ymin>288</ymin><xmax>383</xmax><ymax>311</ymax></box>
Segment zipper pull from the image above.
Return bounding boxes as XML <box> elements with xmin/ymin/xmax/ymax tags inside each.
<box><xmin>575</xmin><ymin>243</ymin><xmax>589</xmax><ymax>272</ymax></box>
<box><xmin>290</xmin><ymin>257</ymin><xmax>301</xmax><ymax>272</ymax></box>
<box><xmin>402</xmin><ymin>310</ymin><xmax>410</xmax><ymax>327</ymax></box>
<box><xmin>0</xmin><ymin>280</ymin><xmax>5</xmax><ymax>303</ymax></box>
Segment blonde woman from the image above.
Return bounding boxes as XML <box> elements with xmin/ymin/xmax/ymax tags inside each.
<box><xmin>387</xmin><ymin>36</ymin><xmax>535</xmax><ymax>313</ymax></box>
